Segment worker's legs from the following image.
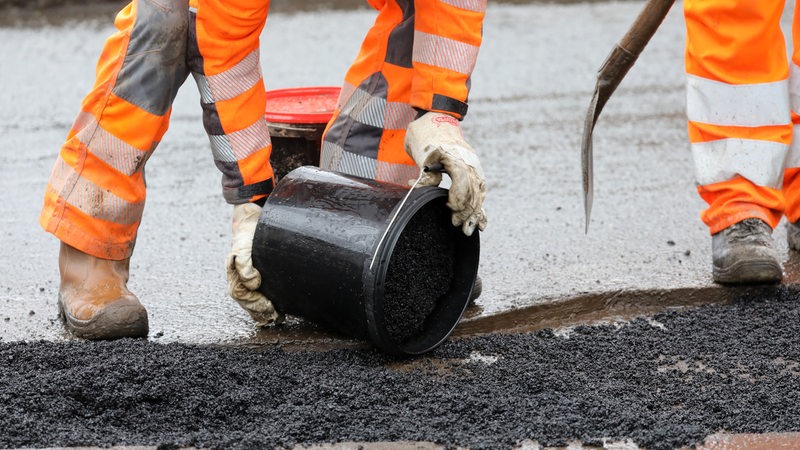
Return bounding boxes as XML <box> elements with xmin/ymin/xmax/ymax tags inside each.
<box><xmin>189</xmin><ymin>0</ymin><xmax>274</xmax><ymax>204</ymax></box>
<box><xmin>321</xmin><ymin>0</ymin><xmax>485</xmax><ymax>186</ymax></box>
<box><xmin>321</xmin><ymin>0</ymin><xmax>486</xmax><ymax>301</ymax></box>
<box><xmin>783</xmin><ymin>2</ymin><xmax>800</xmax><ymax>250</ymax></box>
<box><xmin>41</xmin><ymin>0</ymin><xmax>189</xmax><ymax>261</ymax></box>
<box><xmin>321</xmin><ymin>0</ymin><xmax>419</xmax><ymax>185</ymax></box>
<box><xmin>409</xmin><ymin>0</ymin><xmax>485</xmax><ymax>119</ymax></box>
<box><xmin>189</xmin><ymin>0</ymin><xmax>278</xmax><ymax>324</ymax></box>
<box><xmin>684</xmin><ymin>0</ymin><xmax>790</xmax><ymax>283</ymax></box>
<box><xmin>40</xmin><ymin>0</ymin><xmax>191</xmax><ymax>338</ymax></box>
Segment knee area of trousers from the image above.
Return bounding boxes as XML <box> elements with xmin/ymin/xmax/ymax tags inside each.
<box><xmin>137</xmin><ymin>0</ymin><xmax>190</xmax><ymax>44</ymax></box>
<box><xmin>206</xmin><ymin>1</ymin><xmax>269</xmax><ymax>41</ymax></box>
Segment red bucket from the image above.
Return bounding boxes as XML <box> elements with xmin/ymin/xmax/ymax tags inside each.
<box><xmin>264</xmin><ymin>86</ymin><xmax>341</xmax><ymax>181</ymax></box>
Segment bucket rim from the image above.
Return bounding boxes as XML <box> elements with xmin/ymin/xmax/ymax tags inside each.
<box><xmin>264</xmin><ymin>86</ymin><xmax>341</xmax><ymax>124</ymax></box>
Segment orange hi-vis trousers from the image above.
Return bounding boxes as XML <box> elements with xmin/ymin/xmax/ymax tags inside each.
<box><xmin>40</xmin><ymin>0</ymin><xmax>276</xmax><ymax>260</ymax></box>
<box><xmin>40</xmin><ymin>0</ymin><xmax>486</xmax><ymax>261</ymax></box>
<box><xmin>685</xmin><ymin>0</ymin><xmax>800</xmax><ymax>234</ymax></box>
<box><xmin>321</xmin><ymin>0</ymin><xmax>486</xmax><ymax>185</ymax></box>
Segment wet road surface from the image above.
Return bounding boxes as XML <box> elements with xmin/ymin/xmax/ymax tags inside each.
<box><xmin>2</xmin><ymin>0</ymin><xmax>800</xmax><ymax>448</ymax></box>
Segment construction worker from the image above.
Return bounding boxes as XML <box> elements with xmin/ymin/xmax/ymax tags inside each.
<box><xmin>41</xmin><ymin>0</ymin><xmax>488</xmax><ymax>340</ymax></box>
<box><xmin>684</xmin><ymin>0</ymin><xmax>800</xmax><ymax>284</ymax></box>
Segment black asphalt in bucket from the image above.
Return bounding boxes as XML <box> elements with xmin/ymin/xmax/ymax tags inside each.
<box><xmin>251</xmin><ymin>166</ymin><xmax>480</xmax><ymax>355</ymax></box>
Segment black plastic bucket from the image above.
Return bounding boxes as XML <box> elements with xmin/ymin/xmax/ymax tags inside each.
<box><xmin>264</xmin><ymin>86</ymin><xmax>340</xmax><ymax>181</ymax></box>
<box><xmin>251</xmin><ymin>166</ymin><xmax>480</xmax><ymax>355</ymax></box>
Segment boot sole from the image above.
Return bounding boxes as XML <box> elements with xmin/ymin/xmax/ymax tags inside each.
<box><xmin>58</xmin><ymin>293</ymin><xmax>149</xmax><ymax>340</ymax></box>
<box><xmin>713</xmin><ymin>259</ymin><xmax>783</xmax><ymax>285</ymax></box>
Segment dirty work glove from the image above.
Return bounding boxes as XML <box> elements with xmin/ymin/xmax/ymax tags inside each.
<box><xmin>405</xmin><ymin>111</ymin><xmax>488</xmax><ymax>236</ymax></box>
<box><xmin>226</xmin><ymin>202</ymin><xmax>282</xmax><ymax>327</ymax></box>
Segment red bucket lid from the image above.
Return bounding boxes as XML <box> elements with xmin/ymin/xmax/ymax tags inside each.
<box><xmin>264</xmin><ymin>86</ymin><xmax>341</xmax><ymax>124</ymax></box>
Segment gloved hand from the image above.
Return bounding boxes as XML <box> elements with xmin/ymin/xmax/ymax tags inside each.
<box><xmin>226</xmin><ymin>202</ymin><xmax>282</xmax><ymax>327</ymax></box>
<box><xmin>405</xmin><ymin>111</ymin><xmax>488</xmax><ymax>236</ymax></box>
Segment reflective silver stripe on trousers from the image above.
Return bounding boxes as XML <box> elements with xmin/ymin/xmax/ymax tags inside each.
<box><xmin>686</xmin><ymin>74</ymin><xmax>790</xmax><ymax>127</ymax></box>
<box><xmin>321</xmin><ymin>142</ymin><xmax>377</xmax><ymax>180</ymax></box>
<box><xmin>192</xmin><ymin>48</ymin><xmax>270</xmax><ymax>165</ymax></box>
<box><xmin>207</xmin><ymin>120</ymin><xmax>271</xmax><ymax>163</ymax></box>
<box><xmin>687</xmin><ymin>73</ymin><xmax>791</xmax><ymax>187</ymax></box>
<box><xmin>73</xmin><ymin>112</ymin><xmax>155</xmax><ymax>176</ymax></box>
<box><xmin>320</xmin><ymin>142</ymin><xmax>419</xmax><ymax>185</ymax></box>
<box><xmin>204</xmin><ymin>49</ymin><xmax>262</xmax><ymax>103</ymax></box>
<box><xmin>788</xmin><ymin>62</ymin><xmax>800</xmax><ymax>169</ymax></box>
<box><xmin>347</xmin><ymin>88</ymin><xmax>386</xmax><ymax>128</ymax></box>
<box><xmin>336</xmin><ymin>82</ymin><xmax>358</xmax><ymax>111</ymax></box>
<box><xmin>412</xmin><ymin>30</ymin><xmax>480</xmax><ymax>75</ymax></box>
<box><xmin>341</xmin><ymin>87</ymin><xmax>416</xmax><ymax>131</ymax></box>
<box><xmin>48</xmin><ymin>159</ymin><xmax>145</xmax><ymax>225</ymax></box>
<box><xmin>692</xmin><ymin>138</ymin><xmax>788</xmax><ymax>189</ymax></box>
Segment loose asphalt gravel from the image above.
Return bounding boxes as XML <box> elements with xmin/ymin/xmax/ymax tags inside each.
<box><xmin>2</xmin><ymin>287</ymin><xmax>800</xmax><ymax>450</ymax></box>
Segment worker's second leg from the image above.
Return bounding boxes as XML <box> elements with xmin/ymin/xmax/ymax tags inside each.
<box><xmin>189</xmin><ymin>0</ymin><xmax>274</xmax><ymax>203</ymax></box>
<box><xmin>190</xmin><ymin>0</ymin><xmax>279</xmax><ymax>325</ymax></box>
<box><xmin>40</xmin><ymin>0</ymin><xmax>190</xmax><ymax>338</ymax></box>
<box><xmin>320</xmin><ymin>0</ymin><xmax>420</xmax><ymax>185</ymax></box>
<box><xmin>321</xmin><ymin>0</ymin><xmax>485</xmax><ymax>186</ymax></box>
<box><xmin>321</xmin><ymin>0</ymin><xmax>485</xmax><ymax>299</ymax></box>
<box><xmin>784</xmin><ymin>165</ymin><xmax>800</xmax><ymax>249</ymax></box>
<box><xmin>782</xmin><ymin>3</ymin><xmax>800</xmax><ymax>251</ymax></box>
<box><xmin>685</xmin><ymin>0</ymin><xmax>790</xmax><ymax>284</ymax></box>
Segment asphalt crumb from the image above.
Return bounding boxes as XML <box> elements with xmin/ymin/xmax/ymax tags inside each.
<box><xmin>2</xmin><ymin>287</ymin><xmax>800</xmax><ymax>450</ymax></box>
<box><xmin>384</xmin><ymin>202</ymin><xmax>455</xmax><ymax>344</ymax></box>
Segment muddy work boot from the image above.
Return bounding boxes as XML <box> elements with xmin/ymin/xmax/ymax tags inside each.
<box><xmin>787</xmin><ymin>221</ymin><xmax>800</xmax><ymax>252</ymax></box>
<box><xmin>469</xmin><ymin>275</ymin><xmax>483</xmax><ymax>305</ymax></box>
<box><xmin>711</xmin><ymin>218</ymin><xmax>783</xmax><ymax>284</ymax></box>
<box><xmin>58</xmin><ymin>242</ymin><xmax>149</xmax><ymax>340</ymax></box>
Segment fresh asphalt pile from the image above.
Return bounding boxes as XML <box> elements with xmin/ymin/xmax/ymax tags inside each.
<box><xmin>2</xmin><ymin>287</ymin><xmax>800</xmax><ymax>450</ymax></box>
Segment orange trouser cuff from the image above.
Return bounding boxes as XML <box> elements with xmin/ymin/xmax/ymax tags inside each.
<box><xmin>41</xmin><ymin>189</ymin><xmax>136</xmax><ymax>260</ymax></box>
<box><xmin>698</xmin><ymin>177</ymin><xmax>783</xmax><ymax>235</ymax></box>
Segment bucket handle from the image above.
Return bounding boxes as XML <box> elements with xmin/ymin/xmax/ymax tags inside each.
<box><xmin>368</xmin><ymin>164</ymin><xmax>445</xmax><ymax>271</ymax></box>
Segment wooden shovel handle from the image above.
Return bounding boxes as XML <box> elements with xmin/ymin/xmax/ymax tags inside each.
<box><xmin>619</xmin><ymin>0</ymin><xmax>676</xmax><ymax>56</ymax></box>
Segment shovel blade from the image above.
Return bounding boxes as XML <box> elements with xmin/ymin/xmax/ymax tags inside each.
<box><xmin>582</xmin><ymin>91</ymin><xmax>598</xmax><ymax>234</ymax></box>
<box><xmin>581</xmin><ymin>45</ymin><xmax>637</xmax><ymax>233</ymax></box>
<box><xmin>581</xmin><ymin>0</ymin><xmax>676</xmax><ymax>232</ymax></box>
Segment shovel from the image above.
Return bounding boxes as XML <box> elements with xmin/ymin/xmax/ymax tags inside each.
<box><xmin>581</xmin><ymin>0</ymin><xmax>676</xmax><ymax>232</ymax></box>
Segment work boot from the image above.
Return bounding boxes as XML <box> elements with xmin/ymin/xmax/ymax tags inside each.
<box><xmin>469</xmin><ymin>275</ymin><xmax>482</xmax><ymax>304</ymax></box>
<box><xmin>58</xmin><ymin>242</ymin><xmax>148</xmax><ymax>340</ymax></box>
<box><xmin>711</xmin><ymin>218</ymin><xmax>783</xmax><ymax>284</ymax></box>
<box><xmin>788</xmin><ymin>221</ymin><xmax>800</xmax><ymax>251</ymax></box>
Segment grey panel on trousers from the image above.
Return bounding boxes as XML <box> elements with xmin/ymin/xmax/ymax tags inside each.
<box><xmin>341</xmin><ymin>121</ymin><xmax>382</xmax><ymax>160</ymax></box>
<box><xmin>215</xmin><ymin>159</ymin><xmax>244</xmax><ymax>191</ymax></box>
<box><xmin>200</xmin><ymin>101</ymin><xmax>225</xmax><ymax>136</ymax></box>
<box><xmin>114</xmin><ymin>0</ymin><xmax>190</xmax><ymax>116</ymax></box>
<box><xmin>324</xmin><ymin>73</ymin><xmax>388</xmax><ymax>151</ymax></box>
<box><xmin>385</xmin><ymin>1</ymin><xmax>414</xmax><ymax>68</ymax></box>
